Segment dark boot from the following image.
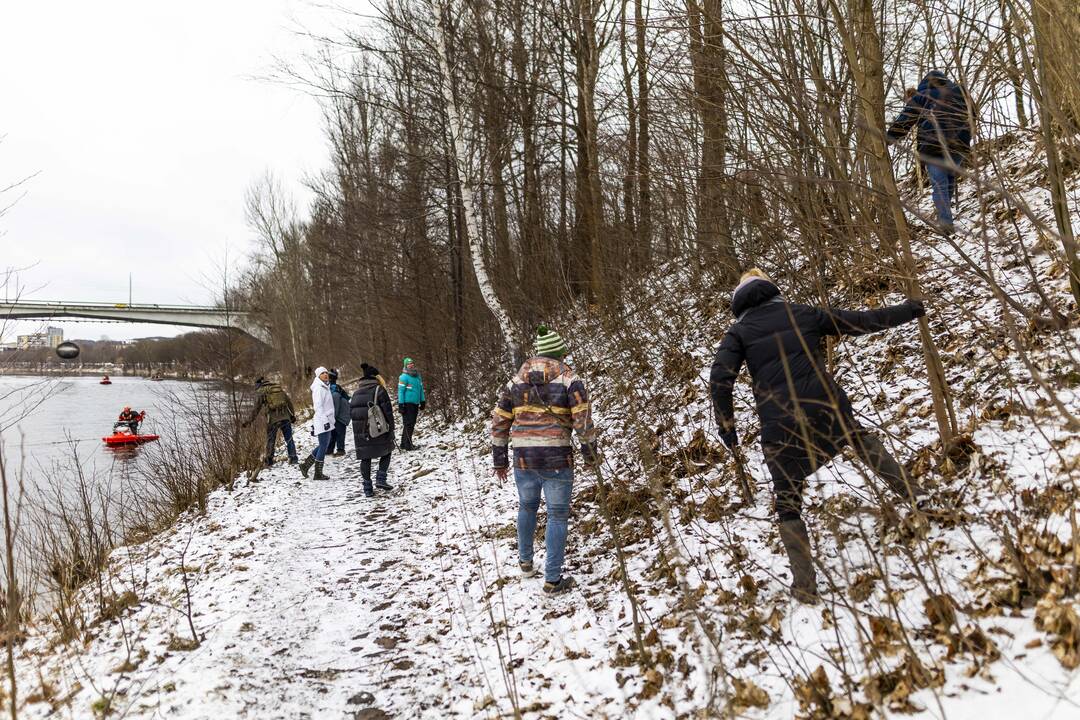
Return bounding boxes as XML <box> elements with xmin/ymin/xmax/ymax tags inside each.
<box><xmin>374</xmin><ymin>471</ymin><xmax>392</xmax><ymax>491</ymax></box>
<box><xmin>778</xmin><ymin>519</ymin><xmax>819</xmax><ymax>604</ymax></box>
<box><xmin>360</xmin><ymin>465</ymin><xmax>375</xmax><ymax>497</ymax></box>
<box><xmin>542</xmin><ymin>576</ymin><xmax>576</xmax><ymax>595</ymax></box>
<box><xmin>313</xmin><ymin>461</ymin><xmax>328</xmax><ymax>480</ymax></box>
<box><xmin>298</xmin><ymin>455</ymin><xmax>315</xmax><ymax>478</ymax></box>
<box><xmin>854</xmin><ymin>433</ymin><xmax>926</xmax><ymax>505</ymax></box>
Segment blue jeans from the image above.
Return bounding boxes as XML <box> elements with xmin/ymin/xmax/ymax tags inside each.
<box><xmin>310</xmin><ymin>430</ymin><xmax>333</xmax><ymax>462</ymax></box>
<box><xmin>926</xmin><ymin>159</ymin><xmax>958</xmax><ymax>227</ymax></box>
<box><xmin>514</xmin><ymin>467</ymin><xmax>573</xmax><ymax>583</ymax></box>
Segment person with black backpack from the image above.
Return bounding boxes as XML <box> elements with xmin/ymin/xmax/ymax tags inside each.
<box><xmin>242</xmin><ymin>377</ymin><xmax>299</xmax><ymax>467</ymax></box>
<box><xmin>350</xmin><ymin>363</ymin><xmax>395</xmax><ymax>497</ymax></box>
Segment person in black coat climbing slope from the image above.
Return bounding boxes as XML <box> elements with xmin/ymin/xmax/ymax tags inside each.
<box><xmin>350</xmin><ymin>363</ymin><xmax>395</xmax><ymax>497</ymax></box>
<box><xmin>709</xmin><ymin>269</ymin><xmax>928</xmax><ymax>604</ymax></box>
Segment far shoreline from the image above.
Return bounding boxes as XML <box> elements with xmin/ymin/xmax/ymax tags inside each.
<box><xmin>0</xmin><ymin>366</ymin><xmax>220</xmax><ymax>381</ymax></box>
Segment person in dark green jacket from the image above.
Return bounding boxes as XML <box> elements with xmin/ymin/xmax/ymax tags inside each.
<box><xmin>397</xmin><ymin>357</ymin><xmax>426</xmax><ymax>450</ymax></box>
<box><xmin>242</xmin><ymin>377</ymin><xmax>299</xmax><ymax>467</ymax></box>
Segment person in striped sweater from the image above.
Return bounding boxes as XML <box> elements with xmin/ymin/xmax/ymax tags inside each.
<box><xmin>491</xmin><ymin>325</ymin><xmax>598</xmax><ymax>595</ymax></box>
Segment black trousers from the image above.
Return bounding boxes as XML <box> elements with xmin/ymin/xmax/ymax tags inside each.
<box><xmin>265</xmin><ymin>421</ymin><xmax>298</xmax><ymax>464</ymax></box>
<box><xmin>331</xmin><ymin>421</ymin><xmax>348</xmax><ymax>453</ymax></box>
<box><xmin>765</xmin><ymin>429</ymin><xmax>917</xmax><ymax>522</ymax></box>
<box><xmin>400</xmin><ymin>403</ymin><xmax>420</xmax><ymax>448</ymax></box>
<box><xmin>361</xmin><ymin>453</ymin><xmax>392</xmax><ymax>484</ymax></box>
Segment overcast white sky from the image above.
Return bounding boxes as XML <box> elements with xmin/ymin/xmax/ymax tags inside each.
<box><xmin>1</xmin><ymin>1</ymin><xmax>359</xmax><ymax>342</ymax></box>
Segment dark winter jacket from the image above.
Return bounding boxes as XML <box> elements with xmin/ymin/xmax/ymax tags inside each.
<box><xmin>330</xmin><ymin>382</ymin><xmax>351</xmax><ymax>426</ymax></box>
<box><xmin>350</xmin><ymin>377</ymin><xmax>395</xmax><ymax>460</ymax></box>
<box><xmin>887</xmin><ymin>71</ymin><xmax>971</xmax><ymax>162</ymax></box>
<box><xmin>709</xmin><ymin>279</ymin><xmax>920</xmax><ymax>461</ymax></box>
<box><xmin>246</xmin><ymin>382</ymin><xmax>296</xmax><ymax>426</ymax></box>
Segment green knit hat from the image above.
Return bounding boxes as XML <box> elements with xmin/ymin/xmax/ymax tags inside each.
<box><xmin>403</xmin><ymin>357</ymin><xmax>414</xmax><ymax>369</ymax></box>
<box><xmin>535</xmin><ymin>325</ymin><xmax>568</xmax><ymax>358</ymax></box>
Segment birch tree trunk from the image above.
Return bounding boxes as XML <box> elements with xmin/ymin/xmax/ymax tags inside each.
<box><xmin>431</xmin><ymin>0</ymin><xmax>521</xmax><ymax>365</ymax></box>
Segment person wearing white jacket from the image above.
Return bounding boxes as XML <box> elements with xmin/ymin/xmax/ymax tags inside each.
<box><xmin>299</xmin><ymin>366</ymin><xmax>336</xmax><ymax>480</ymax></box>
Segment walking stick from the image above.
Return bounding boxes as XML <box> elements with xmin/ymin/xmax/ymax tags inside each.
<box><xmin>731</xmin><ymin>445</ymin><xmax>755</xmax><ymax>504</ymax></box>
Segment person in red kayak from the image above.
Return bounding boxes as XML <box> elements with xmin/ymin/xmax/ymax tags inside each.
<box><xmin>118</xmin><ymin>406</ymin><xmax>146</xmax><ymax>434</ymax></box>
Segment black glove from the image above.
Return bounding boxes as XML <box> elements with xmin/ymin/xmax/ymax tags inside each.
<box><xmin>419</xmin><ymin>402</ymin><xmax>426</xmax><ymax>411</ymax></box>
<box><xmin>907</xmin><ymin>298</ymin><xmax>927</xmax><ymax>319</ymax></box>
<box><xmin>720</xmin><ymin>430</ymin><xmax>738</xmax><ymax>451</ymax></box>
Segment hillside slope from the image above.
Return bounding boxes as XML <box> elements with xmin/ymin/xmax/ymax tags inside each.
<box><xmin>13</xmin><ymin>131</ymin><xmax>1080</xmax><ymax>718</ymax></box>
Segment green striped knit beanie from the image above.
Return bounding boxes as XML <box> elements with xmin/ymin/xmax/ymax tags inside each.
<box><xmin>535</xmin><ymin>325</ymin><xmax>568</xmax><ymax>358</ymax></box>
<box><xmin>403</xmin><ymin>357</ymin><xmax>413</xmax><ymax>369</ymax></box>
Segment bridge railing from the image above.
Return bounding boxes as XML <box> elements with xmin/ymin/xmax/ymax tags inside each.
<box><xmin>1</xmin><ymin>300</ymin><xmax>241</xmax><ymax>313</ymax></box>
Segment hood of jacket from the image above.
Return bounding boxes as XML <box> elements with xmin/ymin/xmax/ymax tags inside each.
<box><xmin>917</xmin><ymin>70</ymin><xmax>961</xmax><ymax>100</ymax></box>
<box><xmin>357</xmin><ymin>376</ymin><xmax>382</xmax><ymax>390</ymax></box>
<box><xmin>731</xmin><ymin>278</ymin><xmax>781</xmax><ymax>318</ymax></box>
<box><xmin>517</xmin><ymin>355</ymin><xmax>574</xmax><ymax>386</ymax></box>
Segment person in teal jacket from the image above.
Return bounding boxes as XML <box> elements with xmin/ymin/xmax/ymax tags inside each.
<box><xmin>398</xmin><ymin>357</ymin><xmax>426</xmax><ymax>450</ymax></box>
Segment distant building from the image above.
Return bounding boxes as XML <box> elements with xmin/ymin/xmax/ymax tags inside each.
<box><xmin>17</xmin><ymin>326</ymin><xmax>64</xmax><ymax>349</ymax></box>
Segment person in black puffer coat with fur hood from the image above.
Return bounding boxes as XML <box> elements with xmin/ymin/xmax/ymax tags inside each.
<box><xmin>350</xmin><ymin>363</ymin><xmax>395</xmax><ymax>497</ymax></box>
<box><xmin>709</xmin><ymin>269</ymin><xmax>928</xmax><ymax>604</ymax></box>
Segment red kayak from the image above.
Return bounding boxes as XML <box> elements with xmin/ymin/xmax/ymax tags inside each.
<box><xmin>100</xmin><ymin>379</ymin><xmax>112</xmax><ymax>385</ymax></box>
<box><xmin>104</xmin><ymin>420</ymin><xmax>158</xmax><ymax>446</ymax></box>
<box><xmin>103</xmin><ymin>432</ymin><xmax>160</xmax><ymax>446</ymax></box>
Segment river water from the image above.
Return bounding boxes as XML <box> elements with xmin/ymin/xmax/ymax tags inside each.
<box><xmin>0</xmin><ymin>374</ymin><xmax>209</xmax><ymax>491</ymax></box>
<box><xmin>0</xmin><ymin>374</ymin><xmax>229</xmax><ymax>605</ymax></box>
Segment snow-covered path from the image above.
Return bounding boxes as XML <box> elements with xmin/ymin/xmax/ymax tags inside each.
<box><xmin>15</xmin><ymin>421</ymin><xmax>653</xmax><ymax>719</ymax></box>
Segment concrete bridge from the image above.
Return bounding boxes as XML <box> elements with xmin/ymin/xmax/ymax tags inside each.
<box><xmin>1</xmin><ymin>301</ymin><xmax>272</xmax><ymax>344</ymax></box>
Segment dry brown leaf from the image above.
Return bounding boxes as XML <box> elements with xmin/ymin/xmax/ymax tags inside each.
<box><xmin>731</xmin><ymin>677</ymin><xmax>770</xmax><ymax>712</ymax></box>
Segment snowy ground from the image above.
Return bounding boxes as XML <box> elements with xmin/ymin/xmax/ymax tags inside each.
<box><xmin>14</xmin><ymin>407</ymin><xmax>1080</xmax><ymax>719</ymax></box>
<box><xmin>14</xmin><ymin>421</ymin><xmax>694</xmax><ymax>719</ymax></box>
<box><xmin>13</xmin><ymin>131</ymin><xmax>1080</xmax><ymax>718</ymax></box>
